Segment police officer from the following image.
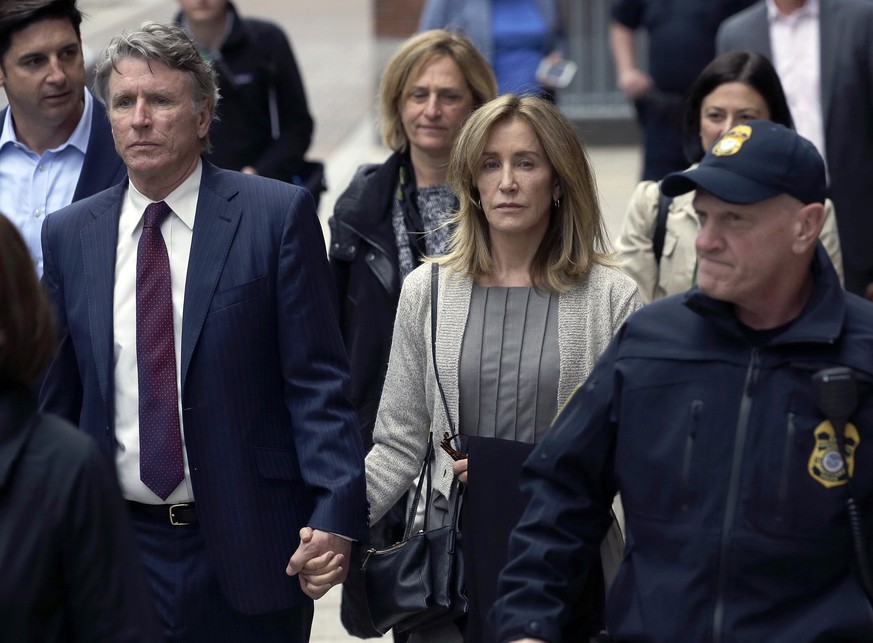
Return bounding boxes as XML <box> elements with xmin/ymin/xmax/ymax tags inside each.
<box><xmin>492</xmin><ymin>121</ymin><xmax>873</xmax><ymax>642</ymax></box>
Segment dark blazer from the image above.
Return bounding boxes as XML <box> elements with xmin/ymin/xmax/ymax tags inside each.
<box><xmin>716</xmin><ymin>0</ymin><xmax>873</xmax><ymax>279</ymax></box>
<box><xmin>0</xmin><ymin>386</ymin><xmax>160</xmax><ymax>642</ymax></box>
<box><xmin>39</xmin><ymin>161</ymin><xmax>368</xmax><ymax>615</ymax></box>
<box><xmin>0</xmin><ymin>98</ymin><xmax>127</xmax><ymax>199</ymax></box>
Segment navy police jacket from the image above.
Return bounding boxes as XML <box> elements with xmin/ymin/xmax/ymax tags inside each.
<box><xmin>493</xmin><ymin>244</ymin><xmax>873</xmax><ymax>642</ymax></box>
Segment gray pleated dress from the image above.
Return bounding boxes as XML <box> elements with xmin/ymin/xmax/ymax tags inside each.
<box><xmin>458</xmin><ymin>283</ymin><xmax>560</xmax><ymax>442</ymax></box>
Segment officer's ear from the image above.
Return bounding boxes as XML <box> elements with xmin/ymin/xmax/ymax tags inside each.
<box><xmin>792</xmin><ymin>201</ymin><xmax>825</xmax><ymax>255</ymax></box>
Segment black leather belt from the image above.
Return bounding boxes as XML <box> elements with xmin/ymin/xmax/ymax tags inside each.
<box><xmin>127</xmin><ymin>501</ymin><xmax>197</xmax><ymax>526</ymax></box>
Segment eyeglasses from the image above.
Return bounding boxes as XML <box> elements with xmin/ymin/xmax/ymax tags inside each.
<box><xmin>440</xmin><ymin>432</ymin><xmax>466</xmax><ymax>461</ymax></box>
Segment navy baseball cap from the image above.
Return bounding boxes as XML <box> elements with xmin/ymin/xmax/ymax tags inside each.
<box><xmin>661</xmin><ymin>120</ymin><xmax>826</xmax><ymax>205</ymax></box>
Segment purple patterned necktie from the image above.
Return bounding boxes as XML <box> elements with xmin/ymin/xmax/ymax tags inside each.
<box><xmin>137</xmin><ymin>201</ymin><xmax>184</xmax><ymax>500</ymax></box>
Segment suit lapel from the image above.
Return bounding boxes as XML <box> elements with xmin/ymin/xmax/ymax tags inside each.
<box><xmin>81</xmin><ymin>185</ymin><xmax>125</xmax><ymax>410</ymax></box>
<box><xmin>818</xmin><ymin>0</ymin><xmax>836</xmax><ymax>127</ymax></box>
<box><xmin>181</xmin><ymin>163</ymin><xmax>242</xmax><ymax>389</ymax></box>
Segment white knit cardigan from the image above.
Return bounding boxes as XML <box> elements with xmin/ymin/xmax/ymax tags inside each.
<box><xmin>365</xmin><ymin>261</ymin><xmax>642</xmax><ymax>524</ymax></box>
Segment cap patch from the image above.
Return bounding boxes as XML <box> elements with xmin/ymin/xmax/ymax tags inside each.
<box><xmin>712</xmin><ymin>124</ymin><xmax>752</xmax><ymax>157</ymax></box>
<box><xmin>660</xmin><ymin>120</ymin><xmax>826</xmax><ymax>204</ymax></box>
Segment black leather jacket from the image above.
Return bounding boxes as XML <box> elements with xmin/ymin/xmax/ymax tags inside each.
<box><xmin>329</xmin><ymin>153</ymin><xmax>404</xmax><ymax>450</ymax></box>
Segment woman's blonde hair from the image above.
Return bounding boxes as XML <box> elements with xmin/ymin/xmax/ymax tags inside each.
<box><xmin>378</xmin><ymin>29</ymin><xmax>497</xmax><ymax>152</ymax></box>
<box><xmin>440</xmin><ymin>94</ymin><xmax>614</xmax><ymax>292</ymax></box>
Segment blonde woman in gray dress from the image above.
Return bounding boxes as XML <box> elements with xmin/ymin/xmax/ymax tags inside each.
<box><xmin>365</xmin><ymin>94</ymin><xmax>641</xmax><ymax>642</ymax></box>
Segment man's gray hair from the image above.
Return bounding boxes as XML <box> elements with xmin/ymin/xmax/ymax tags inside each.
<box><xmin>93</xmin><ymin>21</ymin><xmax>220</xmax><ymax>152</ymax></box>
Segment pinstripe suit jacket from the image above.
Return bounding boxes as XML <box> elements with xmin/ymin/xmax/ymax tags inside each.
<box><xmin>39</xmin><ymin>160</ymin><xmax>368</xmax><ymax>614</ymax></box>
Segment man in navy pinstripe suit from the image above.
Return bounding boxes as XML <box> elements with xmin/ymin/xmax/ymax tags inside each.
<box><xmin>39</xmin><ymin>21</ymin><xmax>367</xmax><ymax>642</ymax></box>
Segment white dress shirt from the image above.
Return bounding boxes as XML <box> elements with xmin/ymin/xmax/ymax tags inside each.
<box><xmin>767</xmin><ymin>0</ymin><xmax>826</xmax><ymax>167</ymax></box>
<box><xmin>114</xmin><ymin>161</ymin><xmax>202</xmax><ymax>504</ymax></box>
<box><xmin>0</xmin><ymin>89</ymin><xmax>92</xmax><ymax>276</ymax></box>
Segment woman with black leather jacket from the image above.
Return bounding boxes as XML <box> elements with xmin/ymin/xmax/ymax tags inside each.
<box><xmin>328</xmin><ymin>29</ymin><xmax>496</xmax><ymax>639</ymax></box>
<box><xmin>329</xmin><ymin>30</ymin><xmax>495</xmax><ymax>459</ymax></box>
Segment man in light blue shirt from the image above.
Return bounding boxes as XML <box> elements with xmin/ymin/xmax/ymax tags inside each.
<box><xmin>0</xmin><ymin>0</ymin><xmax>125</xmax><ymax>275</ymax></box>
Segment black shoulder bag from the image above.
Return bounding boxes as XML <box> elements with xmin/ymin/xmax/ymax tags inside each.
<box><xmin>362</xmin><ymin>263</ymin><xmax>468</xmax><ymax>634</ymax></box>
<box><xmin>653</xmin><ymin>189</ymin><xmax>672</xmax><ymax>265</ymax></box>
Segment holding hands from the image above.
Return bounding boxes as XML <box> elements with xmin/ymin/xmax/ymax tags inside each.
<box><xmin>286</xmin><ymin>527</ymin><xmax>351</xmax><ymax>599</ymax></box>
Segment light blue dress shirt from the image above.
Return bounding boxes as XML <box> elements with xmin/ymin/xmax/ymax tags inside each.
<box><xmin>0</xmin><ymin>89</ymin><xmax>92</xmax><ymax>276</ymax></box>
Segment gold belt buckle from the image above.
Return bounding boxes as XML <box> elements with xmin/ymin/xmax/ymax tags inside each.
<box><xmin>169</xmin><ymin>503</ymin><xmax>191</xmax><ymax>526</ymax></box>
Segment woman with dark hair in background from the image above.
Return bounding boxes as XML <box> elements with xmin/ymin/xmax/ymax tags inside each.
<box><xmin>0</xmin><ymin>214</ymin><xmax>159</xmax><ymax>642</ymax></box>
<box><xmin>616</xmin><ymin>51</ymin><xmax>843</xmax><ymax>304</ymax></box>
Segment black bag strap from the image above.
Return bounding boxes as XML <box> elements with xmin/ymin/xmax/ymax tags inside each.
<box><xmin>402</xmin><ymin>440</ymin><xmax>434</xmax><ymax>540</ymax></box>
<box><xmin>431</xmin><ymin>263</ymin><xmax>455</xmax><ymax>435</ymax></box>
<box><xmin>653</xmin><ymin>187</ymin><xmax>672</xmax><ymax>264</ymax></box>
<box><xmin>400</xmin><ymin>263</ymin><xmax>459</xmax><ymax>540</ymax></box>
